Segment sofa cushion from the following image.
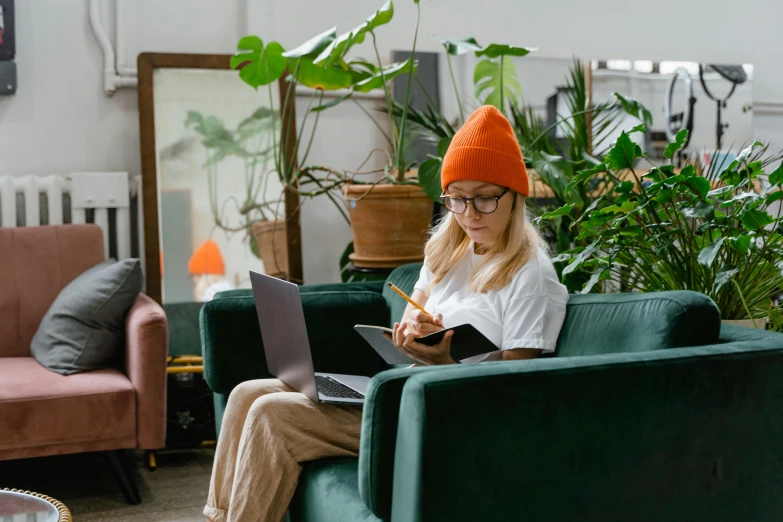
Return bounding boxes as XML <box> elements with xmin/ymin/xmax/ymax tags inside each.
<box><xmin>31</xmin><ymin>258</ymin><xmax>143</xmax><ymax>375</ymax></box>
<box><xmin>556</xmin><ymin>290</ymin><xmax>721</xmax><ymax>357</ymax></box>
<box><xmin>0</xmin><ymin>357</ymin><xmax>136</xmax><ymax>453</ymax></box>
<box><xmin>288</xmin><ymin>458</ymin><xmax>381</xmax><ymax>522</ymax></box>
<box><xmin>0</xmin><ymin>225</ymin><xmax>104</xmax><ymax>357</ymax></box>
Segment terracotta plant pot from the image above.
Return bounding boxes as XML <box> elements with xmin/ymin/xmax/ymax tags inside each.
<box><xmin>722</xmin><ymin>317</ymin><xmax>769</xmax><ymax>329</ymax></box>
<box><xmin>251</xmin><ymin>220</ymin><xmax>289</xmax><ymax>279</ymax></box>
<box><xmin>343</xmin><ymin>183</ymin><xmax>433</xmax><ymax>269</ymax></box>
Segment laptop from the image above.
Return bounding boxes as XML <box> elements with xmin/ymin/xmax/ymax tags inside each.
<box><xmin>249</xmin><ymin>271</ymin><xmax>368</xmax><ymax>405</ymax></box>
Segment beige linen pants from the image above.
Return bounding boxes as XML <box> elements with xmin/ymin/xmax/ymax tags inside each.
<box><xmin>203</xmin><ymin>379</ymin><xmax>363</xmax><ymax>522</ymax></box>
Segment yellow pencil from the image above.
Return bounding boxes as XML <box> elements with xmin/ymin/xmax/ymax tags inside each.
<box><xmin>386</xmin><ymin>282</ymin><xmax>432</xmax><ymax>317</ymax></box>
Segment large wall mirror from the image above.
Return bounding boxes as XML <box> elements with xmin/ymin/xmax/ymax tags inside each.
<box><xmin>138</xmin><ymin>53</ymin><xmax>302</xmax><ymax>305</ymax></box>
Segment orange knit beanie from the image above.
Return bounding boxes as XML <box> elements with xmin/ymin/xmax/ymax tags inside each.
<box><xmin>441</xmin><ymin>105</ymin><xmax>529</xmax><ymax>196</ymax></box>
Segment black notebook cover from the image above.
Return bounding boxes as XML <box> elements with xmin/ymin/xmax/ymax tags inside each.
<box><xmin>353</xmin><ymin>323</ymin><xmax>498</xmax><ymax>363</ymax></box>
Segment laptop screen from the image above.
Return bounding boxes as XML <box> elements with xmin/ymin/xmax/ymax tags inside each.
<box><xmin>249</xmin><ymin>271</ymin><xmax>318</xmax><ymax>401</ymax></box>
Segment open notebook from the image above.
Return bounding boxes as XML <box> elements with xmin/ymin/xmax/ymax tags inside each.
<box><xmin>354</xmin><ymin>324</ymin><xmax>499</xmax><ymax>364</ymax></box>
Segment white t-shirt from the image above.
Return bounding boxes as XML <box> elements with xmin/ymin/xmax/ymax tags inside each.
<box><xmin>413</xmin><ymin>244</ymin><xmax>569</xmax><ymax>360</ymax></box>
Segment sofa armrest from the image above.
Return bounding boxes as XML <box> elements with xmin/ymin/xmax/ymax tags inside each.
<box><xmin>202</xmin><ymin>281</ymin><xmax>389</xmax><ymax>395</ymax></box>
<box><xmin>125</xmin><ymin>293</ymin><xmax>168</xmax><ymax>450</ymax></box>
<box><xmin>385</xmin><ymin>334</ymin><xmax>783</xmax><ymax>521</ymax></box>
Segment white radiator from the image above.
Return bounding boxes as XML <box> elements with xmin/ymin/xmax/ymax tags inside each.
<box><xmin>0</xmin><ymin>173</ymin><xmax>145</xmax><ymax>267</ymax></box>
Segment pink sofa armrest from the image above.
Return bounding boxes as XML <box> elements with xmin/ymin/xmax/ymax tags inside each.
<box><xmin>125</xmin><ymin>293</ymin><xmax>168</xmax><ymax>450</ymax></box>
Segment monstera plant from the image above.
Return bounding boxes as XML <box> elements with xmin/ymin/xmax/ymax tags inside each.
<box><xmin>537</xmin><ymin>128</ymin><xmax>783</xmax><ymax>323</ymax></box>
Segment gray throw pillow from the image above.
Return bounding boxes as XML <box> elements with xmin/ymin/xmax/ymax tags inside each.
<box><xmin>31</xmin><ymin>258</ymin><xmax>143</xmax><ymax>375</ymax></box>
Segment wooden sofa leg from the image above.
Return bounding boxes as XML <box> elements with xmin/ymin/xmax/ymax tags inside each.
<box><xmin>106</xmin><ymin>450</ymin><xmax>142</xmax><ymax>505</ymax></box>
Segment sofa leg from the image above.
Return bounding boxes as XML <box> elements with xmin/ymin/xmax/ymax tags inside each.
<box><xmin>106</xmin><ymin>450</ymin><xmax>142</xmax><ymax>505</ymax></box>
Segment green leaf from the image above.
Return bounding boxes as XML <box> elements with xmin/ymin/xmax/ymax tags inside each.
<box><xmin>731</xmin><ymin>235</ymin><xmax>752</xmax><ymax>254</ymax></box>
<box><xmin>346</xmin><ymin>59</ymin><xmax>377</xmax><ymax>84</ymax></box>
<box><xmin>766</xmin><ymin>190</ymin><xmax>783</xmax><ymax>205</ymax></box>
<box><xmin>230</xmin><ymin>37</ymin><xmax>287</xmax><ymax>88</ymax></box>
<box><xmin>282</xmin><ymin>27</ymin><xmax>336</xmax><ymax>58</ymax></box>
<box><xmin>655</xmin><ymin>189</ymin><xmax>672</xmax><ymax>204</ymax></box>
<box><xmin>685</xmin><ymin>175</ymin><xmax>710</xmax><ymax>199</ymax></box>
<box><xmin>681</xmin><ymin>200</ymin><xmax>714</xmax><ymax>219</ymax></box>
<box><xmin>437</xmin><ymin>137</ymin><xmax>451</xmax><ymax>158</ymax></box>
<box><xmin>736</xmin><ymin>141</ymin><xmax>763</xmax><ymax>165</ymax></box>
<box><xmin>605</xmin><ymin>131</ymin><xmax>640</xmax><ymax>171</ymax></box>
<box><xmin>531</xmin><ymin>152</ymin><xmax>569</xmax><ymax>201</ymax></box>
<box><xmin>417</xmin><ymin>158</ymin><xmax>443</xmax><ymax>203</ymax></box>
<box><xmin>475</xmin><ymin>44</ymin><xmax>535</xmax><ymax>58</ymax></box>
<box><xmin>620</xmin><ymin>200</ymin><xmax>635</xmax><ymax>213</ymax></box>
<box><xmin>629</xmin><ymin>124</ymin><xmax>646</xmax><ymax>134</ymax></box>
<box><xmin>565</xmin><ymin>162</ymin><xmax>607</xmax><ymax>196</ymax></box>
<box><xmin>769</xmin><ymin>164</ymin><xmax>783</xmax><ymax>186</ymax></box>
<box><xmin>311</xmin><ymin>91</ymin><xmax>353</xmax><ymax>112</ymax></box>
<box><xmin>354</xmin><ymin>59</ymin><xmax>417</xmax><ymax>93</ymax></box>
<box><xmin>741</xmin><ymin>209</ymin><xmax>774</xmax><ymax>230</ymax></box>
<box><xmin>314</xmin><ymin>1</ymin><xmax>394</xmax><ymax>67</ymax></box>
<box><xmin>712</xmin><ymin>265</ymin><xmax>739</xmax><ymax>294</ymax></box>
<box><xmin>613</xmin><ymin>92</ymin><xmax>653</xmax><ymax>127</ymax></box>
<box><xmin>549</xmin><ymin>252</ymin><xmax>572</xmax><ymax>264</ymax></box>
<box><xmin>289</xmin><ymin>57</ymin><xmax>353</xmax><ymax>90</ymax></box>
<box><xmin>599</xmin><ymin>205</ymin><xmax>622</xmax><ymax>214</ymax></box>
<box><xmin>562</xmin><ymin>242</ymin><xmax>599</xmax><ymax>276</ymax></box>
<box><xmin>664</xmin><ymin>129</ymin><xmax>689</xmax><ymax>159</ymax></box>
<box><xmin>719</xmin><ymin>192</ymin><xmax>759</xmax><ymax>208</ymax></box>
<box><xmin>747</xmin><ymin>160</ymin><xmax>763</xmax><ymax>179</ymax></box>
<box><xmin>697</xmin><ymin>237</ymin><xmax>725</xmax><ymax>267</ymax></box>
<box><xmin>615</xmin><ymin>180</ymin><xmax>635</xmax><ymax>194</ymax></box>
<box><xmin>582</xmin><ymin>268</ymin><xmax>610</xmax><ymax>293</ymax></box>
<box><xmin>473</xmin><ymin>57</ymin><xmax>522</xmax><ymax>110</ymax></box>
<box><xmin>707</xmin><ymin>185</ymin><xmax>733</xmax><ymax>198</ymax></box>
<box><xmin>440</xmin><ymin>37</ymin><xmax>483</xmax><ymax>55</ymax></box>
<box><xmin>536</xmin><ymin>204</ymin><xmax>574</xmax><ymax>222</ymax></box>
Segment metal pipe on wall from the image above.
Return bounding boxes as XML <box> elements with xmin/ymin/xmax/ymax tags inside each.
<box><xmin>115</xmin><ymin>0</ymin><xmax>137</xmax><ymax>77</ymax></box>
<box><xmin>89</xmin><ymin>0</ymin><xmax>137</xmax><ymax>95</ymax></box>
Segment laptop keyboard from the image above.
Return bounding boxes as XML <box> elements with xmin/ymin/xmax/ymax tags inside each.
<box><xmin>315</xmin><ymin>375</ymin><xmax>364</xmax><ymax>400</ymax></box>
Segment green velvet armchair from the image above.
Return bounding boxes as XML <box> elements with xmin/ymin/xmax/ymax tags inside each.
<box><xmin>201</xmin><ymin>264</ymin><xmax>783</xmax><ymax>521</ymax></box>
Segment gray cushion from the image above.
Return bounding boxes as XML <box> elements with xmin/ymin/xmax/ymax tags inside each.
<box><xmin>31</xmin><ymin>259</ymin><xmax>143</xmax><ymax>375</ymax></box>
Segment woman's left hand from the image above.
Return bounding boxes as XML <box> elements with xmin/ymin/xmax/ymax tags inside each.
<box><xmin>390</xmin><ymin>322</ymin><xmax>455</xmax><ymax>366</ymax></box>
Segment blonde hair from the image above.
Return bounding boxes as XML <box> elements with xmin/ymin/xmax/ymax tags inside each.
<box><xmin>424</xmin><ymin>192</ymin><xmax>546</xmax><ymax>294</ymax></box>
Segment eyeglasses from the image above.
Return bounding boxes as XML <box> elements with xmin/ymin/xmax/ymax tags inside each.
<box><xmin>440</xmin><ymin>188</ymin><xmax>510</xmax><ymax>214</ymax></box>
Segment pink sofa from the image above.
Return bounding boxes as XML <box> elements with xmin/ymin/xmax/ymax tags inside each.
<box><xmin>0</xmin><ymin>225</ymin><xmax>168</xmax><ymax>503</ymax></box>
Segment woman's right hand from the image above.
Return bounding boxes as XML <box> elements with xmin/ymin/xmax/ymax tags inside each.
<box><xmin>401</xmin><ymin>310</ymin><xmax>444</xmax><ymax>338</ymax></box>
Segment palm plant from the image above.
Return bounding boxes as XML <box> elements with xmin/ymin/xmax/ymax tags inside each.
<box><xmin>509</xmin><ymin>59</ymin><xmax>652</xmax><ymax>290</ymax></box>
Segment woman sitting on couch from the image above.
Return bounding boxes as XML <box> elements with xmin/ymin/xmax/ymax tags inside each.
<box><xmin>204</xmin><ymin>105</ymin><xmax>569</xmax><ymax>522</ymax></box>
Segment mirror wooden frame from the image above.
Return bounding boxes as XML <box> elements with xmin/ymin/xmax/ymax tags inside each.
<box><xmin>137</xmin><ymin>52</ymin><xmax>303</xmax><ymax>304</ymax></box>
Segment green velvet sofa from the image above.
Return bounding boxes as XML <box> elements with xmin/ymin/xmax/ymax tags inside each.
<box><xmin>201</xmin><ymin>264</ymin><xmax>783</xmax><ymax>521</ymax></box>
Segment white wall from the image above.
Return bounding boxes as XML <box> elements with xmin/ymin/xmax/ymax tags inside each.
<box><xmin>2</xmin><ymin>0</ymin><xmax>782</xmax><ymax>284</ymax></box>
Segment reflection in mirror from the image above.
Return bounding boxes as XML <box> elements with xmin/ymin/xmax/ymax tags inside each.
<box><xmin>138</xmin><ymin>55</ymin><xmax>300</xmax><ymax>305</ymax></box>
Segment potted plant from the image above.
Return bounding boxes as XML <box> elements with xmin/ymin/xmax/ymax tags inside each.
<box><xmin>537</xmin><ymin>127</ymin><xmax>783</xmax><ymax>323</ymax></box>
